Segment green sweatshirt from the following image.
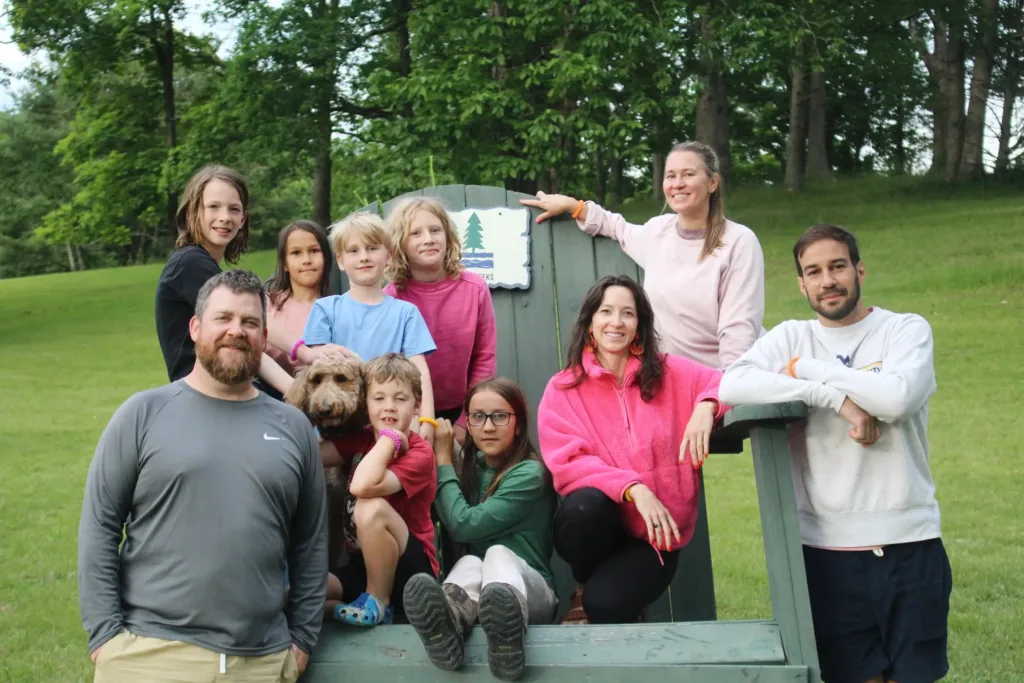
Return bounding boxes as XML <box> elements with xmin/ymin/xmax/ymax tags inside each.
<box><xmin>434</xmin><ymin>456</ymin><xmax>555</xmax><ymax>589</ymax></box>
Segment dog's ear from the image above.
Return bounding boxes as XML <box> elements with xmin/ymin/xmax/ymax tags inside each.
<box><xmin>285</xmin><ymin>367</ymin><xmax>311</xmax><ymax>412</ymax></box>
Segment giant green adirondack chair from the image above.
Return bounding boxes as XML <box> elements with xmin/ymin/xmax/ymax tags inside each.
<box><xmin>308</xmin><ymin>185</ymin><xmax>820</xmax><ymax>683</ymax></box>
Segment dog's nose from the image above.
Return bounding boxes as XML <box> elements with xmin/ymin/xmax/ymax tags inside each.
<box><xmin>317</xmin><ymin>407</ymin><xmax>333</xmax><ymax>418</ymax></box>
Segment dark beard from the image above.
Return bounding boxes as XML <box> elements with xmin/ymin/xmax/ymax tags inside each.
<box><xmin>809</xmin><ymin>276</ymin><xmax>861</xmax><ymax>322</ymax></box>
<box><xmin>196</xmin><ymin>337</ymin><xmax>261</xmax><ymax>385</ymax></box>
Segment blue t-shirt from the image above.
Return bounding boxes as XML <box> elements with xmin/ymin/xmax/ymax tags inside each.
<box><xmin>302</xmin><ymin>293</ymin><xmax>437</xmax><ymax>361</ymax></box>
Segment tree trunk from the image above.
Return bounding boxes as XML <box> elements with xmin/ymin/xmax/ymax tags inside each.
<box><xmin>894</xmin><ymin>98</ymin><xmax>907</xmax><ymax>175</ymax></box>
<box><xmin>311</xmin><ymin>106</ymin><xmax>333</xmax><ymax>228</ymax></box>
<box><xmin>957</xmin><ymin>0</ymin><xmax>999</xmax><ymax>181</ymax></box>
<box><xmin>995</xmin><ymin>74</ymin><xmax>1018</xmax><ymax>176</ymax></box>
<box><xmin>154</xmin><ymin>10</ymin><xmax>178</xmax><ymax>235</ymax></box>
<box><xmin>652</xmin><ymin>151</ymin><xmax>666</xmax><ymax>202</ymax></box>
<box><xmin>595</xmin><ymin>148</ymin><xmax>607</xmax><ymax>205</ymax></box>
<box><xmin>395</xmin><ymin>0</ymin><xmax>413</xmax><ymax>117</ymax></box>
<box><xmin>806</xmin><ymin>69</ymin><xmax>831</xmax><ymax>182</ymax></box>
<box><xmin>66</xmin><ymin>242</ymin><xmax>78</xmax><ymax>272</ymax></box>
<box><xmin>694</xmin><ymin>15</ymin><xmax>731</xmax><ymax>180</ymax></box>
<box><xmin>942</xmin><ymin>30</ymin><xmax>967</xmax><ymax>181</ymax></box>
<box><xmin>610</xmin><ymin>156</ymin><xmax>623</xmax><ymax>204</ymax></box>
<box><xmin>785</xmin><ymin>55</ymin><xmax>809</xmax><ymax>191</ymax></box>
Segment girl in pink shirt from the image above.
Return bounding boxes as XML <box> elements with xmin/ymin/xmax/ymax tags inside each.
<box><xmin>384</xmin><ymin>197</ymin><xmax>498</xmax><ymax>441</ymax></box>
<box><xmin>521</xmin><ymin>141</ymin><xmax>765</xmax><ymax>370</ymax></box>
<box><xmin>537</xmin><ymin>275</ymin><xmax>728</xmax><ymax>625</ymax></box>
<box><xmin>263</xmin><ymin>220</ymin><xmax>332</xmax><ymax>398</ymax></box>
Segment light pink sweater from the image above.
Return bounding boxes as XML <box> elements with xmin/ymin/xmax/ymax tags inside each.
<box><xmin>384</xmin><ymin>271</ymin><xmax>498</xmax><ymax>417</ymax></box>
<box><xmin>579</xmin><ymin>202</ymin><xmax>765</xmax><ymax>370</ymax></box>
<box><xmin>537</xmin><ymin>351</ymin><xmax>727</xmax><ymax>548</ymax></box>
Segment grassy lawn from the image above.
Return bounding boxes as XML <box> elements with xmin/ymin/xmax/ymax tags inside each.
<box><xmin>1</xmin><ymin>177</ymin><xmax>1021</xmax><ymax>682</ymax></box>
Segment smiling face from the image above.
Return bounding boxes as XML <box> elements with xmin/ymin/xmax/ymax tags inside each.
<box><xmin>366</xmin><ymin>377</ymin><xmax>419</xmax><ymax>436</ymax></box>
<box><xmin>467</xmin><ymin>390</ymin><xmax>519</xmax><ymax>459</ymax></box>
<box><xmin>797</xmin><ymin>238</ymin><xmax>866</xmax><ymax>325</ymax></box>
<box><xmin>200</xmin><ymin>179</ymin><xmax>247</xmax><ymax>255</ymax></box>
<box><xmin>339</xmin><ymin>235</ymin><xmax>390</xmax><ymax>287</ymax></box>
<box><xmin>662</xmin><ymin>150</ymin><xmax>718</xmax><ymax>218</ymax></box>
<box><xmin>404</xmin><ymin>210</ymin><xmax>448</xmax><ymax>274</ymax></box>
<box><xmin>285</xmin><ymin>229</ymin><xmax>325</xmax><ymax>290</ymax></box>
<box><xmin>190</xmin><ymin>286</ymin><xmax>265</xmax><ymax>386</ymax></box>
<box><xmin>589</xmin><ymin>285</ymin><xmax>639</xmax><ymax>358</ymax></box>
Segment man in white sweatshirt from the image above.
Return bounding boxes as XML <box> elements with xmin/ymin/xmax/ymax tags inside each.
<box><xmin>720</xmin><ymin>224</ymin><xmax>951</xmax><ymax>683</ymax></box>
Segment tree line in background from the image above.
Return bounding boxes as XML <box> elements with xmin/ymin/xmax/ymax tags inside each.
<box><xmin>1</xmin><ymin>0</ymin><xmax>1022</xmax><ymax>277</ymax></box>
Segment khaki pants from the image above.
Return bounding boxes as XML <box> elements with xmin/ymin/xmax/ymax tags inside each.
<box><xmin>94</xmin><ymin>631</ymin><xmax>300</xmax><ymax>683</ymax></box>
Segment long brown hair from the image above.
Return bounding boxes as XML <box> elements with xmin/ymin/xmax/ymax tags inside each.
<box><xmin>385</xmin><ymin>196</ymin><xmax>464</xmax><ymax>289</ymax></box>
<box><xmin>459</xmin><ymin>377</ymin><xmax>550</xmax><ymax>502</ymax></box>
<box><xmin>175</xmin><ymin>164</ymin><xmax>250</xmax><ymax>264</ymax></box>
<box><xmin>266</xmin><ymin>220</ymin><xmax>332</xmax><ymax>310</ymax></box>
<box><xmin>563</xmin><ymin>275</ymin><xmax>664</xmax><ymax>402</ymax></box>
<box><xmin>668</xmin><ymin>141</ymin><xmax>726</xmax><ymax>262</ymax></box>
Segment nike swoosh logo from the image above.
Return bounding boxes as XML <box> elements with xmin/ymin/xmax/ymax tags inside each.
<box><xmin>263</xmin><ymin>433</ymin><xmax>282</xmax><ymax>441</ymax></box>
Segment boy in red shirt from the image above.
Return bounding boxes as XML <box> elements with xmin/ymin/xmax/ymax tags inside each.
<box><xmin>322</xmin><ymin>353</ymin><xmax>438</xmax><ymax>626</ymax></box>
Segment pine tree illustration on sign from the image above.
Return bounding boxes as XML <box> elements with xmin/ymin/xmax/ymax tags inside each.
<box><xmin>464</xmin><ymin>212</ymin><xmax>485</xmax><ymax>251</ymax></box>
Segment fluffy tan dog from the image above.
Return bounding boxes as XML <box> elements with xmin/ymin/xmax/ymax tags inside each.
<box><xmin>285</xmin><ymin>356</ymin><xmax>367</xmax><ymax>567</ymax></box>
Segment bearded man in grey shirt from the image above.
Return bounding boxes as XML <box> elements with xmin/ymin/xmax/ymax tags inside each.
<box><xmin>79</xmin><ymin>269</ymin><xmax>327</xmax><ymax>683</ymax></box>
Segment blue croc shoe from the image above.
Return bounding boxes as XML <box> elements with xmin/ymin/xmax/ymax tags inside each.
<box><xmin>334</xmin><ymin>592</ymin><xmax>392</xmax><ymax>626</ymax></box>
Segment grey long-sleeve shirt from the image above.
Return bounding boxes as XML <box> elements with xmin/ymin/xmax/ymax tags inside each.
<box><xmin>78</xmin><ymin>380</ymin><xmax>328</xmax><ymax>656</ymax></box>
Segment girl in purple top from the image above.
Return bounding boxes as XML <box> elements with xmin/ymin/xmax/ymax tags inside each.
<box><xmin>384</xmin><ymin>197</ymin><xmax>498</xmax><ymax>444</ymax></box>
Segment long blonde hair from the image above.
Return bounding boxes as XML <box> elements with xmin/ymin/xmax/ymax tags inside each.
<box><xmin>669</xmin><ymin>141</ymin><xmax>726</xmax><ymax>262</ymax></box>
<box><xmin>385</xmin><ymin>197</ymin><xmax>464</xmax><ymax>289</ymax></box>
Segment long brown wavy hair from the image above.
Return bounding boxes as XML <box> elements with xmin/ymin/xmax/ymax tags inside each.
<box><xmin>266</xmin><ymin>220</ymin><xmax>332</xmax><ymax>310</ymax></box>
<box><xmin>459</xmin><ymin>377</ymin><xmax>551</xmax><ymax>502</ymax></box>
<box><xmin>668</xmin><ymin>141</ymin><xmax>726</xmax><ymax>262</ymax></box>
<box><xmin>174</xmin><ymin>164</ymin><xmax>250</xmax><ymax>264</ymax></box>
<box><xmin>562</xmin><ymin>275</ymin><xmax>665</xmax><ymax>402</ymax></box>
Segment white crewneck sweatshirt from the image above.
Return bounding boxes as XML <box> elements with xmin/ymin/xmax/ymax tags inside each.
<box><xmin>720</xmin><ymin>307</ymin><xmax>941</xmax><ymax>548</ymax></box>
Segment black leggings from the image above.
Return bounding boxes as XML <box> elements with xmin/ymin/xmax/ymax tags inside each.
<box><xmin>554</xmin><ymin>487</ymin><xmax>679</xmax><ymax>624</ymax></box>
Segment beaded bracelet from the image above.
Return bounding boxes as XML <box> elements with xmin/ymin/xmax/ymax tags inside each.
<box><xmin>290</xmin><ymin>339</ymin><xmax>306</xmax><ymax>363</ymax></box>
<box><xmin>378</xmin><ymin>428</ymin><xmax>403</xmax><ymax>455</ymax></box>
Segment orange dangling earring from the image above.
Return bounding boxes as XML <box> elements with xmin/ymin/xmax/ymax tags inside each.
<box><xmin>587</xmin><ymin>331</ymin><xmax>598</xmax><ymax>353</ymax></box>
<box><xmin>629</xmin><ymin>340</ymin><xmax>644</xmax><ymax>357</ymax></box>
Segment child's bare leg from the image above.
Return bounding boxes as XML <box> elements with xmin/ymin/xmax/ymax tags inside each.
<box><xmin>353</xmin><ymin>497</ymin><xmax>410</xmax><ymax>605</ymax></box>
<box><xmin>325</xmin><ymin>572</ymin><xmax>344</xmax><ymax>617</ymax></box>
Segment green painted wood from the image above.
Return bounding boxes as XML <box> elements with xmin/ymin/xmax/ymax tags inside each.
<box><xmin>302</xmin><ymin>665</ymin><xmax>808</xmax><ymax>683</ymax></box>
<box><xmin>664</xmin><ymin>474</ymin><xmax>717</xmax><ymax>622</ymax></box>
<box><xmin>504</xmin><ymin>189</ymin><xmax>562</xmax><ymax>443</ymax></box>
<box><xmin>750</xmin><ymin>423</ymin><xmax>821</xmax><ymax>683</ymax></box>
<box><xmin>593</xmin><ymin>234</ymin><xmax>640</xmax><ymax>281</ymax></box>
<box><xmin>548</xmin><ymin>215</ymin><xmax>598</xmax><ymax>363</ymax></box>
<box><xmin>422</xmin><ymin>184</ymin><xmax>467</xmax><ymax>211</ymax></box>
<box><xmin>717</xmin><ymin>402</ymin><xmax>808</xmax><ymax>443</ymax></box>
<box><xmin>491</xmin><ymin>292</ymin><xmax>519</xmax><ymax>381</ymax></box>
<box><xmin>310</xmin><ymin>621</ymin><xmax>786</xmax><ymax>667</ymax></box>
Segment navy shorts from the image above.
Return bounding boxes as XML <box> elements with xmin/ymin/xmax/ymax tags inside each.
<box><xmin>803</xmin><ymin>538</ymin><xmax>953</xmax><ymax>683</ymax></box>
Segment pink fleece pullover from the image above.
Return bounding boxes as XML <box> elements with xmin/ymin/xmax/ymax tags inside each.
<box><xmin>384</xmin><ymin>271</ymin><xmax>498</xmax><ymax>417</ymax></box>
<box><xmin>537</xmin><ymin>350</ymin><xmax>728</xmax><ymax>548</ymax></box>
<box><xmin>579</xmin><ymin>202</ymin><xmax>765</xmax><ymax>370</ymax></box>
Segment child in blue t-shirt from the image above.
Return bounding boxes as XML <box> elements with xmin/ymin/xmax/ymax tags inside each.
<box><xmin>293</xmin><ymin>211</ymin><xmax>438</xmax><ymax>442</ymax></box>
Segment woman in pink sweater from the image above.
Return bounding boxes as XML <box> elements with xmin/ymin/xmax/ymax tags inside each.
<box><xmin>537</xmin><ymin>275</ymin><xmax>727</xmax><ymax>624</ymax></box>
<box><xmin>521</xmin><ymin>141</ymin><xmax>764</xmax><ymax>370</ymax></box>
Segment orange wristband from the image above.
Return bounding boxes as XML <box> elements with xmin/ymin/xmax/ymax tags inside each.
<box><xmin>418</xmin><ymin>417</ymin><xmax>438</xmax><ymax>428</ymax></box>
<box><xmin>786</xmin><ymin>357</ymin><xmax>800</xmax><ymax>378</ymax></box>
<box><xmin>571</xmin><ymin>199</ymin><xmax>585</xmax><ymax>219</ymax></box>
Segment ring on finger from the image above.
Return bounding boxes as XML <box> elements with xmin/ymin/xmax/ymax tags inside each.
<box><xmin>652</xmin><ymin>522</ymin><xmax>660</xmax><ymax>529</ymax></box>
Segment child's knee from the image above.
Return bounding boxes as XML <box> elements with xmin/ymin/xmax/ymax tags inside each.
<box><xmin>353</xmin><ymin>496</ymin><xmax>393</xmax><ymax>527</ymax></box>
<box><xmin>327</xmin><ymin>573</ymin><xmax>343</xmax><ymax>598</ymax></box>
<box><xmin>483</xmin><ymin>544</ymin><xmax>516</xmax><ymax>567</ymax></box>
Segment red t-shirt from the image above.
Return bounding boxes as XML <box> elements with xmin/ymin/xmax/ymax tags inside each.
<box><xmin>331</xmin><ymin>429</ymin><xmax>438</xmax><ymax>576</ymax></box>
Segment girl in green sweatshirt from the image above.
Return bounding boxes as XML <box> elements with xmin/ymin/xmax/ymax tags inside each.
<box><xmin>403</xmin><ymin>377</ymin><xmax>557</xmax><ymax>682</ymax></box>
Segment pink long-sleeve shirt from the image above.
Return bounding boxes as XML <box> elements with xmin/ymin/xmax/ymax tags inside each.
<box><xmin>537</xmin><ymin>350</ymin><xmax>728</xmax><ymax>548</ymax></box>
<box><xmin>579</xmin><ymin>202</ymin><xmax>765</xmax><ymax>370</ymax></box>
<box><xmin>384</xmin><ymin>271</ymin><xmax>498</xmax><ymax>416</ymax></box>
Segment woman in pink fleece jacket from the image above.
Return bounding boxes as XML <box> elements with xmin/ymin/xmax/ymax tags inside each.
<box><xmin>537</xmin><ymin>275</ymin><xmax>728</xmax><ymax>625</ymax></box>
<box><xmin>521</xmin><ymin>141</ymin><xmax>764</xmax><ymax>371</ymax></box>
